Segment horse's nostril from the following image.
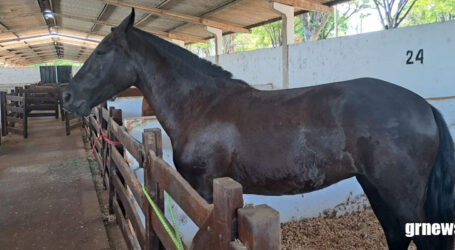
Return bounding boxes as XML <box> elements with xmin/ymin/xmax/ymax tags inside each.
<box><xmin>63</xmin><ymin>91</ymin><xmax>72</xmax><ymax>103</ymax></box>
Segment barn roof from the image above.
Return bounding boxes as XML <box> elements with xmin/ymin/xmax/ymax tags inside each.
<box><xmin>0</xmin><ymin>0</ymin><xmax>347</xmax><ymax>66</ymax></box>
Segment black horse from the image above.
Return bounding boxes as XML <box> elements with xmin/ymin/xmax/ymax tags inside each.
<box><xmin>63</xmin><ymin>10</ymin><xmax>455</xmax><ymax>249</ymax></box>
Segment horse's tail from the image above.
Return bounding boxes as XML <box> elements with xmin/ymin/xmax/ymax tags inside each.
<box><xmin>425</xmin><ymin>105</ymin><xmax>455</xmax><ymax>248</ymax></box>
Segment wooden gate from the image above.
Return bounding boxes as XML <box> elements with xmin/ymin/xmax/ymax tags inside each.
<box><xmin>21</xmin><ymin>86</ymin><xmax>60</xmax><ymax>118</ymax></box>
<box><xmin>0</xmin><ymin>90</ymin><xmax>27</xmax><ymax>138</ymax></box>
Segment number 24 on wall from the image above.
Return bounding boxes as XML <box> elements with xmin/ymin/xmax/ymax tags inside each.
<box><xmin>406</xmin><ymin>49</ymin><xmax>424</xmax><ymax>64</ymax></box>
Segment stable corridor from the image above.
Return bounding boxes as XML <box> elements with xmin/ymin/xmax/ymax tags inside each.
<box><xmin>0</xmin><ymin>117</ymin><xmax>110</xmax><ymax>249</ymax></box>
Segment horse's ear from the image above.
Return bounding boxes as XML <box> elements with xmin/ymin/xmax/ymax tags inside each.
<box><xmin>116</xmin><ymin>8</ymin><xmax>135</xmax><ymax>34</ymax></box>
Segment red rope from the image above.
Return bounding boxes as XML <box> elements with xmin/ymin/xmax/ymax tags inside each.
<box><xmin>91</xmin><ymin>126</ymin><xmax>122</xmax><ymax>155</ymax></box>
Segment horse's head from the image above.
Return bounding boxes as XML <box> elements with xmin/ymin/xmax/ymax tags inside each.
<box><xmin>63</xmin><ymin>9</ymin><xmax>137</xmax><ymax>116</ymax></box>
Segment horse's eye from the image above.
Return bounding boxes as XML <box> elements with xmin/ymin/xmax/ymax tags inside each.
<box><xmin>96</xmin><ymin>50</ymin><xmax>106</xmax><ymax>56</ymax></box>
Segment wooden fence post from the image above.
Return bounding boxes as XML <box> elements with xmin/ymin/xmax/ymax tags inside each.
<box><xmin>142</xmin><ymin>128</ymin><xmax>164</xmax><ymax>250</ymax></box>
<box><xmin>237</xmin><ymin>204</ymin><xmax>280</xmax><ymax>250</ymax></box>
<box><xmin>1</xmin><ymin>91</ymin><xmax>7</xmax><ymax>136</ymax></box>
<box><xmin>193</xmin><ymin>177</ymin><xmax>244</xmax><ymax>250</ymax></box>
<box><xmin>54</xmin><ymin>88</ymin><xmax>59</xmax><ymax>119</ymax></box>
<box><xmin>23</xmin><ymin>94</ymin><xmax>27</xmax><ymax>138</ymax></box>
<box><xmin>108</xmin><ymin>108</ymin><xmax>123</xmax><ymax>214</ymax></box>
<box><xmin>65</xmin><ymin>111</ymin><xmax>70</xmax><ymax>136</ymax></box>
<box><xmin>102</xmin><ymin>107</ymin><xmax>115</xmax><ymax>180</ymax></box>
<box><xmin>59</xmin><ymin>85</ymin><xmax>65</xmax><ymax>121</ymax></box>
<box><xmin>100</xmin><ymin>107</ymin><xmax>108</xmax><ymax>176</ymax></box>
<box><xmin>213</xmin><ymin>178</ymin><xmax>244</xmax><ymax>249</ymax></box>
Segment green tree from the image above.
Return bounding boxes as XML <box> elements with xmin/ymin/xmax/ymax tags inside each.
<box><xmin>187</xmin><ymin>41</ymin><xmax>212</xmax><ymax>57</ymax></box>
<box><xmin>251</xmin><ymin>21</ymin><xmax>283</xmax><ymax>48</ymax></box>
<box><xmin>299</xmin><ymin>11</ymin><xmax>331</xmax><ymax>41</ymax></box>
<box><xmin>372</xmin><ymin>0</ymin><xmax>418</xmax><ymax>29</ymax></box>
<box><xmin>296</xmin><ymin>0</ymin><xmax>371</xmax><ymax>41</ymax></box>
<box><xmin>404</xmin><ymin>0</ymin><xmax>455</xmax><ymax>25</ymax></box>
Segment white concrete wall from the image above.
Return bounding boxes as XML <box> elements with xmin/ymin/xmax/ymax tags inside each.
<box><xmin>0</xmin><ymin>67</ymin><xmax>40</xmax><ymax>85</ymax></box>
<box><xmin>207</xmin><ymin>47</ymin><xmax>283</xmax><ymax>89</ymax></box>
<box><xmin>209</xmin><ymin>20</ymin><xmax>455</xmax><ymax>135</ymax></box>
<box><xmin>0</xmin><ymin>66</ymin><xmax>82</xmax><ymax>86</ymax></box>
<box><xmin>211</xmin><ymin>21</ymin><xmax>455</xmax><ymax>96</ymax></box>
<box><xmin>287</xmin><ymin>21</ymin><xmax>455</xmax><ymax>97</ymax></box>
<box><xmin>72</xmin><ymin>66</ymin><xmax>81</xmax><ymax>76</ymax></box>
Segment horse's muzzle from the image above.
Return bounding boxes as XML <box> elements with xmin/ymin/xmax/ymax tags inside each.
<box><xmin>62</xmin><ymin>89</ymin><xmax>90</xmax><ymax>116</ymax></box>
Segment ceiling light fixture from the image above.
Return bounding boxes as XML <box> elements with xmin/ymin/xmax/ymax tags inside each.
<box><xmin>43</xmin><ymin>9</ymin><xmax>54</xmax><ymax>20</ymax></box>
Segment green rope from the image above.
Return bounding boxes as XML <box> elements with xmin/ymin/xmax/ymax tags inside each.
<box><xmin>142</xmin><ymin>184</ymin><xmax>184</xmax><ymax>250</ymax></box>
<box><xmin>166</xmin><ymin>192</ymin><xmax>184</xmax><ymax>250</ymax></box>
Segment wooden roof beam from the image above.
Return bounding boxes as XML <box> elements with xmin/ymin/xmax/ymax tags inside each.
<box><xmin>19</xmin><ymin>50</ymin><xmax>70</xmax><ymax>58</ymax></box>
<box><xmin>102</xmin><ymin>0</ymin><xmax>250</xmax><ymax>33</ymax></box>
<box><xmin>141</xmin><ymin>28</ymin><xmax>207</xmax><ymax>44</ymax></box>
<box><xmin>0</xmin><ymin>26</ymin><xmax>50</xmax><ymax>35</ymax></box>
<box><xmin>0</xmin><ymin>12</ymin><xmax>43</xmax><ymax>21</ymax></box>
<box><xmin>57</xmin><ymin>13</ymin><xmax>207</xmax><ymax>43</ymax></box>
<box><xmin>0</xmin><ymin>36</ymin><xmax>98</xmax><ymax>50</ymax></box>
<box><xmin>0</xmin><ymin>21</ymin><xmax>47</xmax><ymax>61</ymax></box>
<box><xmin>9</xmin><ymin>56</ymin><xmax>46</xmax><ymax>65</ymax></box>
<box><xmin>269</xmin><ymin>0</ymin><xmax>333</xmax><ymax>13</ymax></box>
<box><xmin>168</xmin><ymin>0</ymin><xmax>243</xmax><ymax>33</ymax></box>
<box><xmin>0</xmin><ymin>38</ymin><xmax>52</xmax><ymax>50</ymax></box>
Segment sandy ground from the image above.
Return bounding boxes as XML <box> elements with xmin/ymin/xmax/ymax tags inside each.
<box><xmin>281</xmin><ymin>209</ymin><xmax>419</xmax><ymax>250</ymax></box>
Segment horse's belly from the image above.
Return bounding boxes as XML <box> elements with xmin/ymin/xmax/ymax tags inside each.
<box><xmin>234</xmin><ymin>137</ymin><xmax>357</xmax><ymax>196</ymax></box>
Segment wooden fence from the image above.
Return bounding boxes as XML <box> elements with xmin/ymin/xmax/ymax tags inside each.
<box><xmin>21</xmin><ymin>85</ymin><xmax>60</xmax><ymax>119</ymax></box>
<box><xmin>0</xmin><ymin>84</ymin><xmax>79</xmax><ymax>140</ymax></box>
<box><xmin>0</xmin><ymin>90</ymin><xmax>27</xmax><ymax>138</ymax></box>
<box><xmin>85</xmin><ymin>105</ymin><xmax>280</xmax><ymax>250</ymax></box>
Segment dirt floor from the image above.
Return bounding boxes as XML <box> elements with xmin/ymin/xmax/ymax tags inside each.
<box><xmin>281</xmin><ymin>209</ymin><xmax>418</xmax><ymax>250</ymax></box>
<box><xmin>81</xmin><ymin>126</ymin><xmax>128</xmax><ymax>250</ymax></box>
<box><xmin>0</xmin><ymin>117</ymin><xmax>126</xmax><ymax>250</ymax></box>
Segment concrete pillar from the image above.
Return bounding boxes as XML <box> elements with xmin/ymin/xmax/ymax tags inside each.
<box><xmin>271</xmin><ymin>2</ymin><xmax>294</xmax><ymax>45</ymax></box>
<box><xmin>334</xmin><ymin>5</ymin><xmax>338</xmax><ymax>37</ymax></box>
<box><xmin>206</xmin><ymin>26</ymin><xmax>224</xmax><ymax>65</ymax></box>
<box><xmin>271</xmin><ymin>2</ymin><xmax>294</xmax><ymax>89</ymax></box>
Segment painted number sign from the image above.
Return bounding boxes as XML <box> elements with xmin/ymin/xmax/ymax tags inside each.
<box><xmin>406</xmin><ymin>49</ymin><xmax>424</xmax><ymax>64</ymax></box>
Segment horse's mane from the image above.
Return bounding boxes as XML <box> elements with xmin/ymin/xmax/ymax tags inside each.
<box><xmin>132</xmin><ymin>28</ymin><xmax>234</xmax><ymax>80</ymax></box>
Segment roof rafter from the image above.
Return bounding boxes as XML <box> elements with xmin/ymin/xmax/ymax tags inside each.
<box><xmin>168</xmin><ymin>0</ymin><xmax>243</xmax><ymax>33</ymax></box>
<box><xmin>0</xmin><ymin>21</ymin><xmax>47</xmax><ymax>62</ymax></box>
<box><xmin>57</xmin><ymin>13</ymin><xmax>207</xmax><ymax>43</ymax></box>
<box><xmin>0</xmin><ymin>26</ymin><xmax>50</xmax><ymax>35</ymax></box>
<box><xmin>269</xmin><ymin>0</ymin><xmax>333</xmax><ymax>12</ymax></box>
<box><xmin>0</xmin><ymin>36</ymin><xmax>98</xmax><ymax>50</ymax></box>
<box><xmin>0</xmin><ymin>12</ymin><xmax>42</xmax><ymax>21</ymax></box>
<box><xmin>102</xmin><ymin>0</ymin><xmax>250</xmax><ymax>33</ymax></box>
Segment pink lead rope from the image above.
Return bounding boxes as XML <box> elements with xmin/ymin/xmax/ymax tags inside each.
<box><xmin>91</xmin><ymin>125</ymin><xmax>122</xmax><ymax>155</ymax></box>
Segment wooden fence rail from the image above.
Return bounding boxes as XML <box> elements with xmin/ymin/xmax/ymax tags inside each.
<box><xmin>85</xmin><ymin>105</ymin><xmax>280</xmax><ymax>250</ymax></box>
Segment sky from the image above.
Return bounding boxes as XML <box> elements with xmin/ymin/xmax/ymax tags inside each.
<box><xmin>341</xmin><ymin>5</ymin><xmax>384</xmax><ymax>35</ymax></box>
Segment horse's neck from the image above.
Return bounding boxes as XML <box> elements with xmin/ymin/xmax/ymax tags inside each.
<box><xmin>134</xmin><ymin>47</ymin><xmax>242</xmax><ymax>146</ymax></box>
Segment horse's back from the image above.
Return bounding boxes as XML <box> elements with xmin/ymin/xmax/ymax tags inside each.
<box><xmin>238</xmin><ymin>78</ymin><xmax>438</xmax><ymax>192</ymax></box>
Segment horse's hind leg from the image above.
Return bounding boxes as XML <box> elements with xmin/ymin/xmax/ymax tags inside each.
<box><xmin>356</xmin><ymin>175</ymin><xmax>412</xmax><ymax>250</ymax></box>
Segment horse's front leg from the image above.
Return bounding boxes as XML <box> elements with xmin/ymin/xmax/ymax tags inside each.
<box><xmin>175</xmin><ymin>163</ymin><xmax>217</xmax><ymax>202</ymax></box>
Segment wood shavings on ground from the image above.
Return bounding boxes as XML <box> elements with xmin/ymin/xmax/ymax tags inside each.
<box><xmin>281</xmin><ymin>209</ymin><xmax>417</xmax><ymax>250</ymax></box>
